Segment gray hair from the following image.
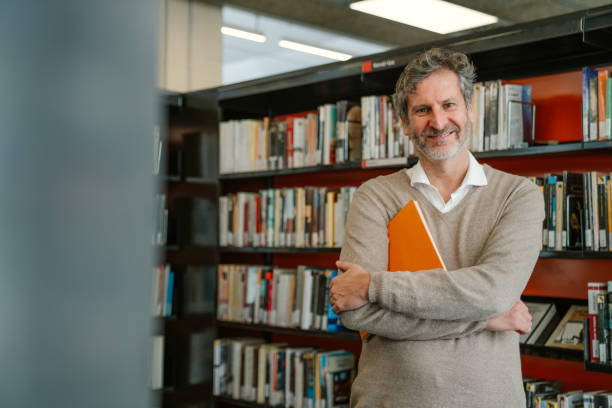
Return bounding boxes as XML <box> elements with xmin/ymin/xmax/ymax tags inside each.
<box><xmin>392</xmin><ymin>48</ymin><xmax>476</xmax><ymax>124</ymax></box>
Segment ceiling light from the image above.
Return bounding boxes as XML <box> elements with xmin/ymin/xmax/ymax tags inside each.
<box><xmin>349</xmin><ymin>0</ymin><xmax>498</xmax><ymax>34</ymax></box>
<box><xmin>221</xmin><ymin>26</ymin><xmax>266</xmax><ymax>43</ymax></box>
<box><xmin>278</xmin><ymin>40</ymin><xmax>352</xmax><ymax>61</ymax></box>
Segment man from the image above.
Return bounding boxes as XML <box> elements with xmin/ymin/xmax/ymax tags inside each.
<box><xmin>329</xmin><ymin>48</ymin><xmax>544</xmax><ymax>407</ymax></box>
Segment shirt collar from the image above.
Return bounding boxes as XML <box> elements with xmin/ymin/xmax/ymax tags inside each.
<box><xmin>406</xmin><ymin>151</ymin><xmax>488</xmax><ymax>188</ymax></box>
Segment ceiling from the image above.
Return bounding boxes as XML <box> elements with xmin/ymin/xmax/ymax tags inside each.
<box><xmin>206</xmin><ymin>0</ymin><xmax>612</xmax><ymax>84</ymax></box>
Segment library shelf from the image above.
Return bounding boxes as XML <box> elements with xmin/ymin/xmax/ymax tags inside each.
<box><xmin>219</xmin><ymin>162</ymin><xmax>362</xmax><ymax>180</ymax></box>
<box><xmin>582</xmin><ymin>140</ymin><xmax>612</xmax><ymax>151</ymax></box>
<box><xmin>218</xmin><ymin>247</ymin><xmax>342</xmax><ymax>254</ymax></box>
<box><xmin>216</xmin><ymin>320</ymin><xmax>361</xmax><ymax>341</ymax></box>
<box><xmin>162</xmin><ymin>383</ymin><xmax>212</xmax><ymax>404</ymax></box>
<box><xmin>213</xmin><ymin>396</ymin><xmax>265</xmax><ymax>408</ymax></box>
<box><xmin>519</xmin><ymin>344</ymin><xmax>584</xmax><ymax>362</ymax></box>
<box><xmin>539</xmin><ymin>250</ymin><xmax>612</xmax><ymax>259</ymax></box>
<box><xmin>164</xmin><ymin>247</ymin><xmax>218</xmax><ymax>265</ymax></box>
<box><xmin>219</xmin><ymin>141</ymin><xmax>612</xmax><ymax>181</ymax></box>
<box><xmin>584</xmin><ymin>361</ymin><xmax>612</xmax><ymax>374</ymax></box>
<box><xmin>163</xmin><ymin>315</ymin><xmax>215</xmax><ymax>332</ymax></box>
<box><xmin>218</xmin><ymin>247</ymin><xmax>612</xmax><ymax>259</ymax></box>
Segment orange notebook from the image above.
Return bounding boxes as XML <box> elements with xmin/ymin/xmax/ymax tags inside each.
<box><xmin>359</xmin><ymin>200</ymin><xmax>446</xmax><ymax>340</ymax></box>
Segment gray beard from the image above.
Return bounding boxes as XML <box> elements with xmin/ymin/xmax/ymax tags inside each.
<box><xmin>411</xmin><ymin>120</ymin><xmax>471</xmax><ymax>161</ymax></box>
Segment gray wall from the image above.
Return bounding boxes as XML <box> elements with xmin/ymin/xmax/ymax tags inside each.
<box><xmin>0</xmin><ymin>1</ymin><xmax>157</xmax><ymax>407</ymax></box>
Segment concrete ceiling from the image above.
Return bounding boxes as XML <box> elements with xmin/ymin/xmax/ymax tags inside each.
<box><xmin>205</xmin><ymin>0</ymin><xmax>612</xmax><ymax>47</ymax></box>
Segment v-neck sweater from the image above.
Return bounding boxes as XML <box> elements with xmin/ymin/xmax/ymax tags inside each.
<box><xmin>339</xmin><ymin>164</ymin><xmax>544</xmax><ymax>408</ymax></box>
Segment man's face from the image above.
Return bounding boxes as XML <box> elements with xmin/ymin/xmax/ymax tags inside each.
<box><xmin>403</xmin><ymin>68</ymin><xmax>473</xmax><ymax>161</ymax></box>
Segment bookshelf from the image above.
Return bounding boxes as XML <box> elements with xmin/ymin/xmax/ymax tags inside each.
<box><xmin>169</xmin><ymin>5</ymin><xmax>612</xmax><ymax>407</ymax></box>
<box><xmin>158</xmin><ymin>89</ymin><xmax>220</xmax><ymax>408</ymax></box>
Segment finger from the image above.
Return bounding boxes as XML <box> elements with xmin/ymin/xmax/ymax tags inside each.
<box><xmin>336</xmin><ymin>260</ymin><xmax>352</xmax><ymax>271</ymax></box>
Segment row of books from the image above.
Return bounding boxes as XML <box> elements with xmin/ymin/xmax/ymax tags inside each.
<box><xmin>213</xmin><ymin>338</ymin><xmax>355</xmax><ymax>408</ymax></box>
<box><xmin>582</xmin><ymin>67</ymin><xmax>612</xmax><ymax>142</ymax></box>
<box><xmin>219</xmin><ymin>186</ymin><xmax>356</xmax><ymax>248</ymax></box>
<box><xmin>153</xmin><ymin>193</ymin><xmax>168</xmax><ymax>246</ymax></box>
<box><xmin>587</xmin><ymin>281</ymin><xmax>612</xmax><ymax>364</ymax></box>
<box><xmin>152</xmin><ymin>264</ymin><xmax>174</xmax><ymax>317</ymax></box>
<box><xmin>523</xmin><ymin>378</ymin><xmax>611</xmax><ymax>408</ymax></box>
<box><xmin>470</xmin><ymin>80</ymin><xmax>534</xmax><ymax>152</ymax></box>
<box><xmin>218</xmin><ymin>79</ymin><xmax>533</xmax><ymax>174</ymax></box>
<box><xmin>530</xmin><ymin>171</ymin><xmax>612</xmax><ymax>251</ymax></box>
<box><xmin>360</xmin><ymin>95</ymin><xmax>413</xmax><ymax>161</ymax></box>
<box><xmin>219</xmin><ymin>101</ymin><xmax>364</xmax><ymax>175</ymax></box>
<box><xmin>217</xmin><ymin>264</ymin><xmax>343</xmax><ymax>332</ymax></box>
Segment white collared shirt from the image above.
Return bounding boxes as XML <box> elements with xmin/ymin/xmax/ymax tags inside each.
<box><xmin>405</xmin><ymin>152</ymin><xmax>488</xmax><ymax>213</ymax></box>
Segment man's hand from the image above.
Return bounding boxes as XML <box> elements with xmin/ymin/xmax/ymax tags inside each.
<box><xmin>329</xmin><ymin>261</ymin><xmax>371</xmax><ymax>314</ymax></box>
<box><xmin>485</xmin><ymin>300</ymin><xmax>532</xmax><ymax>335</ymax></box>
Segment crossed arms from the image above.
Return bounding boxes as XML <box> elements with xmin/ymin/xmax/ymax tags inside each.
<box><xmin>328</xmin><ymin>178</ymin><xmax>544</xmax><ymax>341</ymax></box>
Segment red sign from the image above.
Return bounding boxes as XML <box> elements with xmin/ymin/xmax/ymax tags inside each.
<box><xmin>362</xmin><ymin>61</ymin><xmax>373</xmax><ymax>73</ymax></box>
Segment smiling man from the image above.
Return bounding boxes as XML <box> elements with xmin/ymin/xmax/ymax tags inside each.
<box><xmin>329</xmin><ymin>48</ymin><xmax>544</xmax><ymax>407</ymax></box>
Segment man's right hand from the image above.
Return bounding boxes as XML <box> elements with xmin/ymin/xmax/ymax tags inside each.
<box><xmin>485</xmin><ymin>300</ymin><xmax>532</xmax><ymax>335</ymax></box>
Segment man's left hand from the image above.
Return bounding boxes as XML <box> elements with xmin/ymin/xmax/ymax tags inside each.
<box><xmin>329</xmin><ymin>260</ymin><xmax>371</xmax><ymax>314</ymax></box>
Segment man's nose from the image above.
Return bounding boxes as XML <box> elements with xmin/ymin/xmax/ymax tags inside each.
<box><xmin>429</xmin><ymin>107</ymin><xmax>448</xmax><ymax>131</ymax></box>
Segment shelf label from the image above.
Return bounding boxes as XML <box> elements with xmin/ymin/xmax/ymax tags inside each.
<box><xmin>361</xmin><ymin>59</ymin><xmax>396</xmax><ymax>74</ymax></box>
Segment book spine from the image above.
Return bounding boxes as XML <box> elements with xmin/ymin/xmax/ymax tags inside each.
<box><xmin>597</xmin><ymin>293</ymin><xmax>609</xmax><ymax>363</ymax></box>
<box><xmin>588</xmin><ymin>282</ymin><xmax>606</xmax><ymax>362</ymax></box>
<box><xmin>583</xmin><ymin>67</ymin><xmax>591</xmax><ymax>141</ymax></box>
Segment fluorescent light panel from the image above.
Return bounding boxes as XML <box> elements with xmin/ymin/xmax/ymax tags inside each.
<box><xmin>278</xmin><ymin>40</ymin><xmax>352</xmax><ymax>61</ymax></box>
<box><xmin>349</xmin><ymin>0</ymin><xmax>498</xmax><ymax>34</ymax></box>
<box><xmin>221</xmin><ymin>26</ymin><xmax>266</xmax><ymax>43</ymax></box>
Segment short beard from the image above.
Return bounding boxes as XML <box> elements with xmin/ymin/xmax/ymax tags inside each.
<box><xmin>411</xmin><ymin>120</ymin><xmax>470</xmax><ymax>161</ymax></box>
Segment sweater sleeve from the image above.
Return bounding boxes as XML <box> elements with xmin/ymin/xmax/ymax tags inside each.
<box><xmin>369</xmin><ymin>178</ymin><xmax>544</xmax><ymax>321</ymax></box>
<box><xmin>338</xmin><ymin>180</ymin><xmax>488</xmax><ymax>340</ymax></box>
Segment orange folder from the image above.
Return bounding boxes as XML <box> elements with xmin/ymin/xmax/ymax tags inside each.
<box><xmin>359</xmin><ymin>200</ymin><xmax>446</xmax><ymax>340</ymax></box>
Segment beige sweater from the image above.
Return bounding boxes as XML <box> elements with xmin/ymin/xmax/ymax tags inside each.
<box><xmin>339</xmin><ymin>165</ymin><xmax>544</xmax><ymax>408</ymax></box>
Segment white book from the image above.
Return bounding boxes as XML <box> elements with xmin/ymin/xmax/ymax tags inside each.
<box><xmin>294</xmin><ymin>117</ymin><xmax>306</xmax><ymax>168</ymax></box>
<box><xmin>231</xmin><ymin>338</ymin><xmax>262</xmax><ymax>400</ymax></box>
<box><xmin>296</xmin><ymin>187</ymin><xmax>305</xmax><ymax>248</ymax></box>
<box><xmin>243</xmin><ymin>342</ymin><xmax>264</xmax><ymax>401</ymax></box>
<box><xmin>300</xmin><ymin>268</ymin><xmax>314</xmax><ymax>330</ymax></box>
<box><xmin>151</xmin><ymin>335</ymin><xmax>164</xmax><ymax>390</ymax></box>
<box><xmin>219</xmin><ymin>196</ymin><xmax>228</xmax><ymax>246</ymax></box>
<box><xmin>334</xmin><ymin>192</ymin><xmax>344</xmax><ymax>248</ymax></box>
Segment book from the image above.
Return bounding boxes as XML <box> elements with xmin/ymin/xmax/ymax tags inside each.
<box><xmin>545</xmin><ymin>304</ymin><xmax>589</xmax><ymax>350</ymax></box>
<box><xmin>359</xmin><ymin>199</ymin><xmax>445</xmax><ymax>340</ymax></box>
<box><xmin>323</xmin><ymin>352</ymin><xmax>355</xmax><ymax>408</ymax></box>
<box><xmin>593</xmin><ymin>391</ymin><xmax>612</xmax><ymax>408</ymax></box>
<box><xmin>557</xmin><ymin>390</ymin><xmax>583</xmax><ymax>407</ymax></box>
<box><xmin>588</xmin><ymin>282</ymin><xmax>607</xmax><ymax>361</ymax></box>
<box><xmin>525</xmin><ymin>380</ymin><xmax>562</xmax><ymax>408</ymax></box>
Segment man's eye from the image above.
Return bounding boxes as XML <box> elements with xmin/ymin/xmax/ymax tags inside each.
<box><xmin>444</xmin><ymin>103</ymin><xmax>455</xmax><ymax>108</ymax></box>
<box><xmin>415</xmin><ymin>107</ymin><xmax>428</xmax><ymax>114</ymax></box>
